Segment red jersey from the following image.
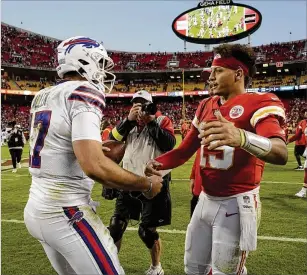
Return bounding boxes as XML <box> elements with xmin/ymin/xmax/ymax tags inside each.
<box><xmin>190</xmin><ymin>149</ymin><xmax>202</xmax><ymax>196</ymax></box>
<box><xmin>156</xmin><ymin>92</ymin><xmax>286</xmax><ymax>197</ymax></box>
<box><xmin>288</xmin><ymin>120</ymin><xmax>307</xmax><ymax>146</ymax></box>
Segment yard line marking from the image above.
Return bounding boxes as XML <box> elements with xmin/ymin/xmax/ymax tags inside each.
<box><xmin>2</xmin><ymin>219</ymin><xmax>306</xmax><ymax>243</ymax></box>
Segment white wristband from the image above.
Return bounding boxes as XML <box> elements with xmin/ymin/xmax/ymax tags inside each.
<box><xmin>241</xmin><ymin>130</ymin><xmax>272</xmax><ymax>158</ymax></box>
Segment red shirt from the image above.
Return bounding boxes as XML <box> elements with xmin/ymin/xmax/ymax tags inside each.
<box><xmin>156</xmin><ymin>92</ymin><xmax>286</xmax><ymax>197</ymax></box>
<box><xmin>288</xmin><ymin>119</ymin><xmax>307</xmax><ymax>146</ymax></box>
<box><xmin>102</xmin><ymin>126</ymin><xmax>112</xmax><ymax>141</ymax></box>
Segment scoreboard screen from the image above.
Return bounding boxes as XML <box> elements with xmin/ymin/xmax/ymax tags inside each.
<box><xmin>172</xmin><ymin>1</ymin><xmax>262</xmax><ymax>44</ymax></box>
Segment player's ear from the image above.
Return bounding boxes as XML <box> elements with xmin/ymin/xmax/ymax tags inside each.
<box><xmin>235</xmin><ymin>69</ymin><xmax>244</xmax><ymax>82</ymax></box>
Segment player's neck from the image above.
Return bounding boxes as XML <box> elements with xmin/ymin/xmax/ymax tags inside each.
<box><xmin>63</xmin><ymin>76</ymin><xmax>84</xmax><ymax>81</ymax></box>
<box><xmin>220</xmin><ymin>88</ymin><xmax>246</xmax><ymax>103</ymax></box>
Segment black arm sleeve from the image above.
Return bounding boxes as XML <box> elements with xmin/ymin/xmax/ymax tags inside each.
<box><xmin>109</xmin><ymin>118</ymin><xmax>137</xmax><ymax>141</ymax></box>
<box><xmin>147</xmin><ymin>120</ymin><xmax>176</xmax><ymax>152</ymax></box>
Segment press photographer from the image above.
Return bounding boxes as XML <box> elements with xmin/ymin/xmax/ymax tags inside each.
<box><xmin>104</xmin><ymin>90</ymin><xmax>176</xmax><ymax>275</ymax></box>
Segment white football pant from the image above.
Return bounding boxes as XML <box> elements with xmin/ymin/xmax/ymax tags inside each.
<box><xmin>184</xmin><ymin>191</ymin><xmax>261</xmax><ymax>275</ymax></box>
<box><xmin>24</xmin><ymin>199</ymin><xmax>124</xmax><ymax>275</ymax></box>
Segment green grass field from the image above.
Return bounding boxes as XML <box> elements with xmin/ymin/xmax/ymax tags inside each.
<box><xmin>188</xmin><ymin>6</ymin><xmax>244</xmax><ymax>39</ymax></box>
<box><xmin>1</xmin><ymin>139</ymin><xmax>307</xmax><ymax>275</ymax></box>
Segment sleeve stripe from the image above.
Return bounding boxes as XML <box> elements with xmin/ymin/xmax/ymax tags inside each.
<box><xmin>75</xmin><ymin>86</ymin><xmax>106</xmax><ymax>101</ymax></box>
<box><xmin>111</xmin><ymin>127</ymin><xmax>124</xmax><ymax>141</ymax></box>
<box><xmin>250</xmin><ymin>106</ymin><xmax>285</xmax><ymax>128</ymax></box>
<box><xmin>71</xmin><ymin>91</ymin><xmax>106</xmax><ymax>107</ymax></box>
<box><xmin>192</xmin><ymin>116</ymin><xmax>199</xmax><ymax>129</ymax></box>
<box><xmin>68</xmin><ymin>94</ymin><xmax>105</xmax><ymax>113</ymax></box>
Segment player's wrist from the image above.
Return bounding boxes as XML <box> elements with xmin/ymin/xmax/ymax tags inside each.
<box><xmin>142</xmin><ymin>177</ymin><xmax>153</xmax><ymax>194</ymax></box>
<box><xmin>240</xmin><ymin>129</ymin><xmax>272</xmax><ymax>157</ymax></box>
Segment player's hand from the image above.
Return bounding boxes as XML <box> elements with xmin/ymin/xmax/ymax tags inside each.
<box><xmin>143</xmin><ymin>175</ymin><xmax>163</xmax><ymax>199</ymax></box>
<box><xmin>145</xmin><ymin>160</ymin><xmax>163</xmax><ymax>176</ymax></box>
<box><xmin>128</xmin><ymin>103</ymin><xmax>142</xmax><ymax>121</ymax></box>
<box><xmin>101</xmin><ymin>141</ymin><xmax>111</xmax><ymax>152</ymax></box>
<box><xmin>199</xmin><ymin>111</ymin><xmax>241</xmax><ymax>150</ymax></box>
<box><xmin>190</xmin><ymin>179</ymin><xmax>194</xmax><ymax>194</ymax></box>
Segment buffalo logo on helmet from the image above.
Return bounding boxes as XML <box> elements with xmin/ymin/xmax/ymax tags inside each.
<box><xmin>63</xmin><ymin>37</ymin><xmax>100</xmax><ymax>54</ymax></box>
<box><xmin>229</xmin><ymin>105</ymin><xmax>244</xmax><ymax>119</ymax></box>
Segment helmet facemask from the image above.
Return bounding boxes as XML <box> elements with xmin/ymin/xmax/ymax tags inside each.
<box><xmin>77</xmin><ymin>50</ymin><xmax>115</xmax><ymax>93</ymax></box>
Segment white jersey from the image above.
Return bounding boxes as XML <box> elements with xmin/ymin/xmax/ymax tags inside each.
<box><xmin>28</xmin><ymin>80</ymin><xmax>105</xmax><ymax>208</ymax></box>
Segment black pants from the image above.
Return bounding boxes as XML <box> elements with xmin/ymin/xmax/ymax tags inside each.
<box><xmin>190</xmin><ymin>195</ymin><xmax>199</xmax><ymax>218</ymax></box>
<box><xmin>9</xmin><ymin>149</ymin><xmax>22</xmax><ymax>169</ymax></box>
<box><xmin>112</xmin><ymin>178</ymin><xmax>171</xmax><ymax>228</ymax></box>
<box><xmin>294</xmin><ymin>145</ymin><xmax>306</xmax><ymax>166</ymax></box>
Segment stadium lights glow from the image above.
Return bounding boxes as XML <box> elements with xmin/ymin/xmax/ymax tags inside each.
<box><xmin>284</xmin><ymin>69</ymin><xmax>289</xmax><ymax>72</ymax></box>
<box><xmin>196</xmin><ymin>75</ymin><xmax>200</xmax><ymax>78</ymax></box>
<box><xmin>262</xmin><ymin>71</ymin><xmax>267</xmax><ymax>74</ymax></box>
<box><xmin>190</xmin><ymin>75</ymin><xmax>194</xmax><ymax>78</ymax></box>
<box><xmin>277</xmin><ymin>69</ymin><xmax>282</xmax><ymax>73</ymax></box>
<box><xmin>177</xmin><ymin>76</ymin><xmax>181</xmax><ymax>79</ymax></box>
<box><xmin>170</xmin><ymin>76</ymin><xmax>174</xmax><ymax>79</ymax></box>
<box><xmin>256</xmin><ymin>71</ymin><xmax>260</xmax><ymax>74</ymax></box>
<box><xmin>263</xmin><ymin>64</ymin><xmax>268</xmax><ymax>67</ymax></box>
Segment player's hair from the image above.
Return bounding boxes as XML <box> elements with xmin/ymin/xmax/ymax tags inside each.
<box><xmin>213</xmin><ymin>44</ymin><xmax>257</xmax><ymax>88</ymax></box>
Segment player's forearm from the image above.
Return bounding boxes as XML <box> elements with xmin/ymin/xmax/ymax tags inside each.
<box><xmin>73</xmin><ymin>140</ymin><xmax>150</xmax><ymax>192</ymax></box>
<box><xmin>156</xmin><ymin>127</ymin><xmax>200</xmax><ymax>169</ymax></box>
<box><xmin>92</xmin><ymin>157</ymin><xmax>150</xmax><ymax>191</ymax></box>
<box><xmin>258</xmin><ymin>138</ymin><xmax>288</xmax><ymax>165</ymax></box>
<box><xmin>240</xmin><ymin>130</ymin><xmax>288</xmax><ymax>165</ymax></box>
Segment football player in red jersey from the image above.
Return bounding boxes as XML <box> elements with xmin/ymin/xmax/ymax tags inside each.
<box><xmin>146</xmin><ymin>44</ymin><xmax>288</xmax><ymax>275</ymax></box>
<box><xmin>288</xmin><ymin>111</ymin><xmax>307</xmax><ymax>197</ymax></box>
<box><xmin>287</xmin><ymin>112</ymin><xmax>307</xmax><ymax>171</ymax></box>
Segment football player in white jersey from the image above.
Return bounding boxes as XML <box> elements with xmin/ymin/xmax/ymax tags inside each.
<box><xmin>24</xmin><ymin>36</ymin><xmax>163</xmax><ymax>275</ymax></box>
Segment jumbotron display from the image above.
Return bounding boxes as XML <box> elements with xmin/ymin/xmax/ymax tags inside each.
<box><xmin>172</xmin><ymin>0</ymin><xmax>262</xmax><ymax>44</ymax></box>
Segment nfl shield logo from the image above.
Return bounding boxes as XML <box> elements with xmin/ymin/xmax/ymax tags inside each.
<box><xmin>243</xmin><ymin>196</ymin><xmax>250</xmax><ymax>204</ymax></box>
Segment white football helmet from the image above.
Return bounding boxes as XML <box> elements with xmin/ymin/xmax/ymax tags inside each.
<box><xmin>56</xmin><ymin>36</ymin><xmax>115</xmax><ymax>93</ymax></box>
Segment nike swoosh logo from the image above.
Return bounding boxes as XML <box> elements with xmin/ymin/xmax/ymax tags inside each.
<box><xmin>225</xmin><ymin>212</ymin><xmax>238</xmax><ymax>217</ymax></box>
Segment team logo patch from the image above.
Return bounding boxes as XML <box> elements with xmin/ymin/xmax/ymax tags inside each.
<box><xmin>68</xmin><ymin>211</ymin><xmax>84</xmax><ymax>225</ymax></box>
<box><xmin>243</xmin><ymin>196</ymin><xmax>250</xmax><ymax>204</ymax></box>
<box><xmin>229</xmin><ymin>105</ymin><xmax>244</xmax><ymax>119</ymax></box>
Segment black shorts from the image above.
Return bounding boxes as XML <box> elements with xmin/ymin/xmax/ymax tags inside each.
<box><xmin>295</xmin><ymin>145</ymin><xmax>306</xmax><ymax>157</ymax></box>
<box><xmin>113</xmin><ymin>177</ymin><xmax>171</xmax><ymax>228</ymax></box>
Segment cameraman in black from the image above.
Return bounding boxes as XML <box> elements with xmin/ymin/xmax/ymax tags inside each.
<box><xmin>105</xmin><ymin>90</ymin><xmax>176</xmax><ymax>275</ymax></box>
<box><xmin>8</xmin><ymin>124</ymin><xmax>26</xmax><ymax>173</ymax></box>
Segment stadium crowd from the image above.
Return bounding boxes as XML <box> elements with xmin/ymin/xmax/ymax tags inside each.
<box><xmin>1</xmin><ymin>23</ymin><xmax>306</xmax><ymax>137</ymax></box>
<box><xmin>1</xmin><ymin>23</ymin><xmax>306</xmax><ymax>71</ymax></box>
<box><xmin>2</xmin><ymin>97</ymin><xmax>306</xmax><ymax>135</ymax></box>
